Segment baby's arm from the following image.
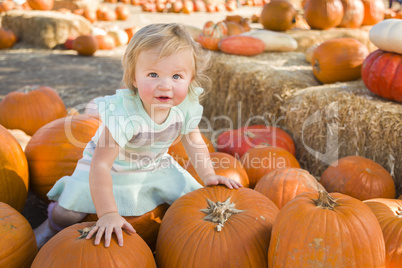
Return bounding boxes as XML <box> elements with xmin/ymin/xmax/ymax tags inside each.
<box><xmin>181</xmin><ymin>127</ymin><xmax>242</xmax><ymax>189</ymax></box>
<box><xmin>86</xmin><ymin>126</ymin><xmax>136</xmax><ymax>247</ymax></box>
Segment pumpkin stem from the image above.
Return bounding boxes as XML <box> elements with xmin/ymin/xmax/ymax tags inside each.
<box><xmin>244</xmin><ymin>131</ymin><xmax>256</xmax><ymax>138</ymax></box>
<box><xmin>396</xmin><ymin>207</ymin><xmax>402</xmax><ymax>218</ymax></box>
<box><xmin>200</xmin><ymin>197</ymin><xmax>245</xmax><ymax>232</ymax></box>
<box><xmin>76</xmin><ymin>225</ymin><xmax>95</xmax><ymax>240</ymax></box>
<box><xmin>313</xmin><ymin>191</ymin><xmax>338</xmax><ymax>210</ymax></box>
<box><xmin>16</xmin><ymin>85</ymin><xmax>37</xmax><ymax>93</ymax></box>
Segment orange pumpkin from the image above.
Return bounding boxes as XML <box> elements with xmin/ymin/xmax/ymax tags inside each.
<box><xmin>338</xmin><ymin>0</ymin><xmax>364</xmax><ymax>28</ymax></box>
<box><xmin>25</xmin><ymin>114</ymin><xmax>100</xmax><ymax>203</ymax></box>
<box><xmin>115</xmin><ymin>4</ymin><xmax>130</xmax><ymax>20</ymax></box>
<box><xmin>304</xmin><ymin>0</ymin><xmax>344</xmax><ymax>30</ymax></box>
<box><xmin>94</xmin><ymin>34</ymin><xmax>116</xmax><ymax>50</ymax></box>
<box><xmin>254</xmin><ymin>167</ymin><xmax>325</xmax><ymax>209</ymax></box>
<box><xmin>364</xmin><ymin>198</ymin><xmax>402</xmax><ymax>267</ymax></box>
<box><xmin>225</xmin><ymin>21</ymin><xmax>245</xmax><ymax>36</ymax></box>
<box><xmin>167</xmin><ymin>133</ymin><xmax>215</xmax><ymax>167</ymax></box>
<box><xmin>31</xmin><ymin>222</ymin><xmax>156</xmax><ymax>267</ymax></box>
<box><xmin>0</xmin><ymin>125</ymin><xmax>29</xmax><ymax>212</ymax></box>
<box><xmin>73</xmin><ymin>35</ymin><xmax>98</xmax><ymax>56</ymax></box>
<box><xmin>0</xmin><ymin>202</ymin><xmax>37</xmax><ymax>268</ymax></box>
<box><xmin>0</xmin><ymin>0</ymin><xmax>15</xmax><ymax>12</ymax></box>
<box><xmin>260</xmin><ymin>0</ymin><xmax>297</xmax><ymax>31</ymax></box>
<box><xmin>0</xmin><ymin>85</ymin><xmax>67</xmax><ymax>136</ymax></box>
<box><xmin>311</xmin><ymin>37</ymin><xmax>369</xmax><ymax>84</ymax></box>
<box><xmin>320</xmin><ymin>155</ymin><xmax>396</xmax><ymax>201</ymax></box>
<box><xmin>198</xmin><ymin>21</ymin><xmax>228</xmax><ymax>51</ymax></box>
<box><xmin>125</xmin><ymin>26</ymin><xmax>139</xmax><ymax>43</ymax></box>
<box><xmin>82</xmin><ymin>8</ymin><xmax>97</xmax><ymax>23</ymax></box>
<box><xmin>218</xmin><ymin>35</ymin><xmax>265</xmax><ymax>56</ymax></box>
<box><xmin>184</xmin><ymin>152</ymin><xmax>250</xmax><ymax>187</ymax></box>
<box><xmin>27</xmin><ymin>0</ymin><xmax>54</xmax><ymax>10</ymax></box>
<box><xmin>155</xmin><ymin>186</ymin><xmax>279</xmax><ymax>267</ymax></box>
<box><xmin>268</xmin><ymin>191</ymin><xmax>386</xmax><ymax>267</ymax></box>
<box><xmin>0</xmin><ymin>27</ymin><xmax>17</xmax><ymax>49</ymax></box>
<box><xmin>82</xmin><ymin>203</ymin><xmax>168</xmax><ymax>252</ymax></box>
<box><xmin>240</xmin><ymin>145</ymin><xmax>300</xmax><ymax>188</ymax></box>
<box><xmin>362</xmin><ymin>0</ymin><xmax>385</xmax><ymax>25</ymax></box>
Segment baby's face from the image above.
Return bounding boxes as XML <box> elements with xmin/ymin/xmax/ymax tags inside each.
<box><xmin>133</xmin><ymin>48</ymin><xmax>194</xmax><ymax>116</ymax></box>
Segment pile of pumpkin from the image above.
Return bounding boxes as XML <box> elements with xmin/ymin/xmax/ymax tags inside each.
<box><xmin>1</xmin><ymin>84</ymin><xmax>401</xmax><ymax>267</ymax></box>
<box><xmin>138</xmin><ymin>0</ymin><xmax>239</xmax><ymax>13</ymax></box>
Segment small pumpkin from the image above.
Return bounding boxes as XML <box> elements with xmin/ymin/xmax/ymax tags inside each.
<box><xmin>25</xmin><ymin>114</ymin><xmax>100</xmax><ymax>203</ymax></box>
<box><xmin>311</xmin><ymin>37</ymin><xmax>369</xmax><ymax>84</ymax></box>
<box><xmin>240</xmin><ymin>145</ymin><xmax>300</xmax><ymax>188</ymax></box>
<box><xmin>304</xmin><ymin>0</ymin><xmax>344</xmax><ymax>30</ymax></box>
<box><xmin>198</xmin><ymin>21</ymin><xmax>228</xmax><ymax>51</ymax></box>
<box><xmin>0</xmin><ymin>125</ymin><xmax>29</xmax><ymax>212</ymax></box>
<box><xmin>0</xmin><ymin>85</ymin><xmax>67</xmax><ymax>136</ymax></box>
<box><xmin>369</xmin><ymin>19</ymin><xmax>402</xmax><ymax>54</ymax></box>
<box><xmin>94</xmin><ymin>34</ymin><xmax>116</xmax><ymax>50</ymax></box>
<box><xmin>320</xmin><ymin>155</ymin><xmax>396</xmax><ymax>201</ymax></box>
<box><xmin>268</xmin><ymin>191</ymin><xmax>386</xmax><ymax>267</ymax></box>
<box><xmin>31</xmin><ymin>222</ymin><xmax>156</xmax><ymax>267</ymax></box>
<box><xmin>72</xmin><ymin>35</ymin><xmax>98</xmax><ymax>56</ymax></box>
<box><xmin>27</xmin><ymin>0</ymin><xmax>54</xmax><ymax>10</ymax></box>
<box><xmin>364</xmin><ymin>198</ymin><xmax>402</xmax><ymax>267</ymax></box>
<box><xmin>115</xmin><ymin>4</ymin><xmax>130</xmax><ymax>20</ymax></box>
<box><xmin>225</xmin><ymin>21</ymin><xmax>245</xmax><ymax>36</ymax></box>
<box><xmin>184</xmin><ymin>152</ymin><xmax>250</xmax><ymax>187</ymax></box>
<box><xmin>155</xmin><ymin>186</ymin><xmax>279</xmax><ymax>267</ymax></box>
<box><xmin>0</xmin><ymin>202</ymin><xmax>37</xmax><ymax>268</ymax></box>
<box><xmin>362</xmin><ymin>0</ymin><xmax>385</xmax><ymax>25</ymax></box>
<box><xmin>254</xmin><ymin>167</ymin><xmax>325</xmax><ymax>209</ymax></box>
<box><xmin>260</xmin><ymin>0</ymin><xmax>297</xmax><ymax>31</ymax></box>
<box><xmin>218</xmin><ymin>35</ymin><xmax>265</xmax><ymax>56</ymax></box>
<box><xmin>338</xmin><ymin>0</ymin><xmax>364</xmax><ymax>28</ymax></box>
<box><xmin>361</xmin><ymin>49</ymin><xmax>402</xmax><ymax>102</ymax></box>
<box><xmin>0</xmin><ymin>27</ymin><xmax>17</xmax><ymax>49</ymax></box>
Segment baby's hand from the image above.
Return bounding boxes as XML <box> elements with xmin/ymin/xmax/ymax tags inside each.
<box><xmin>86</xmin><ymin>212</ymin><xmax>136</xmax><ymax>247</ymax></box>
<box><xmin>203</xmin><ymin>174</ymin><xmax>242</xmax><ymax>189</ymax></box>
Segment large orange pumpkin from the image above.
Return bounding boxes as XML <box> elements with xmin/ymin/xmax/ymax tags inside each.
<box><xmin>364</xmin><ymin>198</ymin><xmax>402</xmax><ymax>267</ymax></box>
<box><xmin>72</xmin><ymin>35</ymin><xmax>98</xmax><ymax>56</ymax></box>
<box><xmin>155</xmin><ymin>185</ymin><xmax>279</xmax><ymax>267</ymax></box>
<box><xmin>31</xmin><ymin>222</ymin><xmax>156</xmax><ymax>267</ymax></box>
<box><xmin>304</xmin><ymin>0</ymin><xmax>344</xmax><ymax>30</ymax></box>
<box><xmin>184</xmin><ymin>152</ymin><xmax>250</xmax><ymax>187</ymax></box>
<box><xmin>167</xmin><ymin>133</ymin><xmax>215</xmax><ymax>167</ymax></box>
<box><xmin>311</xmin><ymin>37</ymin><xmax>369</xmax><ymax>84</ymax></box>
<box><xmin>25</xmin><ymin>114</ymin><xmax>100</xmax><ymax>203</ymax></box>
<box><xmin>82</xmin><ymin>203</ymin><xmax>169</xmax><ymax>252</ymax></box>
<box><xmin>27</xmin><ymin>0</ymin><xmax>54</xmax><ymax>10</ymax></box>
<box><xmin>320</xmin><ymin>155</ymin><xmax>396</xmax><ymax>201</ymax></box>
<box><xmin>0</xmin><ymin>202</ymin><xmax>37</xmax><ymax>268</ymax></box>
<box><xmin>254</xmin><ymin>167</ymin><xmax>325</xmax><ymax>209</ymax></box>
<box><xmin>0</xmin><ymin>125</ymin><xmax>29</xmax><ymax>212</ymax></box>
<box><xmin>260</xmin><ymin>0</ymin><xmax>297</xmax><ymax>31</ymax></box>
<box><xmin>0</xmin><ymin>27</ymin><xmax>17</xmax><ymax>49</ymax></box>
<box><xmin>362</xmin><ymin>0</ymin><xmax>385</xmax><ymax>25</ymax></box>
<box><xmin>240</xmin><ymin>145</ymin><xmax>300</xmax><ymax>188</ymax></box>
<box><xmin>268</xmin><ymin>191</ymin><xmax>386</xmax><ymax>267</ymax></box>
<box><xmin>338</xmin><ymin>0</ymin><xmax>364</xmax><ymax>28</ymax></box>
<box><xmin>0</xmin><ymin>85</ymin><xmax>67</xmax><ymax>136</ymax></box>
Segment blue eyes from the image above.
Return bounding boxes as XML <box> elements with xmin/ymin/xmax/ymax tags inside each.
<box><xmin>173</xmin><ymin>74</ymin><xmax>181</xmax><ymax>79</ymax></box>
<box><xmin>149</xmin><ymin>73</ymin><xmax>158</xmax><ymax>78</ymax></box>
<box><xmin>148</xmin><ymin>73</ymin><xmax>182</xmax><ymax>79</ymax></box>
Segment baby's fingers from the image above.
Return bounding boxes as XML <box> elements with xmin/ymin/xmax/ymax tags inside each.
<box><xmin>114</xmin><ymin>227</ymin><xmax>124</xmax><ymax>247</ymax></box>
<box><xmin>94</xmin><ymin>226</ymin><xmax>105</xmax><ymax>246</ymax></box>
<box><xmin>123</xmin><ymin>222</ymin><xmax>136</xmax><ymax>234</ymax></box>
<box><xmin>104</xmin><ymin>227</ymin><xmax>114</xmax><ymax>248</ymax></box>
<box><xmin>86</xmin><ymin>225</ymin><xmax>99</xmax><ymax>239</ymax></box>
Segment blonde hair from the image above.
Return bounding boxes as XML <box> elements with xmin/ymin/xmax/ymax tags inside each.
<box><xmin>122</xmin><ymin>23</ymin><xmax>211</xmax><ymax>100</ymax></box>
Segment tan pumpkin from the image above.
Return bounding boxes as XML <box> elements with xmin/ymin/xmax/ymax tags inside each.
<box><xmin>260</xmin><ymin>0</ymin><xmax>297</xmax><ymax>31</ymax></box>
<box><xmin>0</xmin><ymin>202</ymin><xmax>37</xmax><ymax>268</ymax></box>
<box><xmin>82</xmin><ymin>203</ymin><xmax>169</xmax><ymax>252</ymax></box>
<box><xmin>27</xmin><ymin>0</ymin><xmax>54</xmax><ymax>10</ymax></box>
<box><xmin>362</xmin><ymin>0</ymin><xmax>385</xmax><ymax>25</ymax></box>
<box><xmin>364</xmin><ymin>198</ymin><xmax>402</xmax><ymax>267</ymax></box>
<box><xmin>268</xmin><ymin>191</ymin><xmax>386</xmax><ymax>267</ymax></box>
<box><xmin>0</xmin><ymin>85</ymin><xmax>67</xmax><ymax>136</ymax></box>
<box><xmin>0</xmin><ymin>125</ymin><xmax>29</xmax><ymax>212</ymax></box>
<box><xmin>338</xmin><ymin>0</ymin><xmax>364</xmax><ymax>28</ymax></box>
<box><xmin>72</xmin><ymin>35</ymin><xmax>98</xmax><ymax>56</ymax></box>
<box><xmin>155</xmin><ymin>186</ymin><xmax>279</xmax><ymax>267</ymax></box>
<box><xmin>184</xmin><ymin>152</ymin><xmax>250</xmax><ymax>187</ymax></box>
<box><xmin>254</xmin><ymin>167</ymin><xmax>325</xmax><ymax>209</ymax></box>
<box><xmin>311</xmin><ymin>37</ymin><xmax>369</xmax><ymax>84</ymax></box>
<box><xmin>218</xmin><ymin>35</ymin><xmax>265</xmax><ymax>56</ymax></box>
<box><xmin>320</xmin><ymin>155</ymin><xmax>396</xmax><ymax>201</ymax></box>
<box><xmin>7</xmin><ymin>129</ymin><xmax>31</xmax><ymax>151</ymax></box>
<box><xmin>240</xmin><ymin>145</ymin><xmax>300</xmax><ymax>188</ymax></box>
<box><xmin>0</xmin><ymin>27</ymin><xmax>17</xmax><ymax>49</ymax></box>
<box><xmin>31</xmin><ymin>222</ymin><xmax>156</xmax><ymax>267</ymax></box>
<box><xmin>304</xmin><ymin>0</ymin><xmax>344</xmax><ymax>30</ymax></box>
<box><xmin>25</xmin><ymin>114</ymin><xmax>100</xmax><ymax>203</ymax></box>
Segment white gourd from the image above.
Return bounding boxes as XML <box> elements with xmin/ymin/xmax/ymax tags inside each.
<box><xmin>240</xmin><ymin>29</ymin><xmax>298</xmax><ymax>52</ymax></box>
<box><xmin>369</xmin><ymin>19</ymin><xmax>402</xmax><ymax>54</ymax></box>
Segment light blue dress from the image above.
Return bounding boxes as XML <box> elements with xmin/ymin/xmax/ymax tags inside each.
<box><xmin>47</xmin><ymin>88</ymin><xmax>205</xmax><ymax>216</ymax></box>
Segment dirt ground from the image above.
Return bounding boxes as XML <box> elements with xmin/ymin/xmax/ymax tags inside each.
<box><xmin>0</xmin><ymin>4</ymin><xmax>264</xmax><ymax>229</ymax></box>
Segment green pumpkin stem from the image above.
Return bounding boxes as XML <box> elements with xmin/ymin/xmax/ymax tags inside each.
<box><xmin>313</xmin><ymin>191</ymin><xmax>338</xmax><ymax>210</ymax></box>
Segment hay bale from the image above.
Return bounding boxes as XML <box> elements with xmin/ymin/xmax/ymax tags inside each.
<box><xmin>1</xmin><ymin>10</ymin><xmax>92</xmax><ymax>48</ymax></box>
<box><xmin>202</xmin><ymin>51</ymin><xmax>320</xmax><ymax>133</ymax></box>
<box><xmin>288</xmin><ymin>27</ymin><xmax>377</xmax><ymax>53</ymax></box>
<box><xmin>53</xmin><ymin>0</ymin><xmax>98</xmax><ymax>11</ymax></box>
<box><xmin>282</xmin><ymin>80</ymin><xmax>402</xmax><ymax>196</ymax></box>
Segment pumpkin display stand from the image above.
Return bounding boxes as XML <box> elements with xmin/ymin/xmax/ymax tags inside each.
<box><xmin>1</xmin><ymin>10</ymin><xmax>92</xmax><ymax>48</ymax></box>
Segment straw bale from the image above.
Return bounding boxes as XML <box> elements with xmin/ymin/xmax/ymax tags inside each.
<box><xmin>287</xmin><ymin>26</ymin><xmax>377</xmax><ymax>53</ymax></box>
<box><xmin>282</xmin><ymin>80</ymin><xmax>402</xmax><ymax>196</ymax></box>
<box><xmin>1</xmin><ymin>10</ymin><xmax>92</xmax><ymax>48</ymax></box>
<box><xmin>53</xmin><ymin>0</ymin><xmax>98</xmax><ymax>11</ymax></box>
<box><xmin>202</xmin><ymin>51</ymin><xmax>320</xmax><ymax>133</ymax></box>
